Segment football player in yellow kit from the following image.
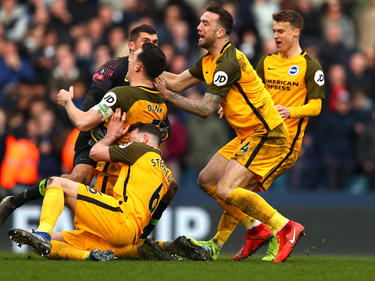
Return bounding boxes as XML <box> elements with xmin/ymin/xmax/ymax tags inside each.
<box><xmin>189</xmin><ymin>9</ymin><xmax>325</xmax><ymax>262</ymax></box>
<box><xmin>156</xmin><ymin>3</ymin><xmax>307</xmax><ymax>263</ymax></box>
<box><xmin>8</xmin><ymin>119</ymin><xmax>171</xmax><ymax>261</ymax></box>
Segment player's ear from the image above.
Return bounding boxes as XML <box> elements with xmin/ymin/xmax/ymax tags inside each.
<box><xmin>128</xmin><ymin>41</ymin><xmax>135</xmax><ymax>52</ymax></box>
<box><xmin>143</xmin><ymin>133</ymin><xmax>149</xmax><ymax>144</ymax></box>
<box><xmin>294</xmin><ymin>28</ymin><xmax>301</xmax><ymax>38</ymax></box>
<box><xmin>135</xmin><ymin>61</ymin><xmax>142</xmax><ymax>72</ymax></box>
<box><xmin>216</xmin><ymin>27</ymin><xmax>226</xmax><ymax>39</ymax></box>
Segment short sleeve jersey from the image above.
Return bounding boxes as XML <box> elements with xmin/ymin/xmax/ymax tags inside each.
<box><xmin>109</xmin><ymin>142</ymin><xmax>171</xmax><ymax>236</ymax></box>
<box><xmin>256</xmin><ymin>52</ymin><xmax>325</xmax><ymax>151</ymax></box>
<box><xmin>94</xmin><ymin>86</ymin><xmax>168</xmax><ymax>177</ymax></box>
<box><xmin>189</xmin><ymin>43</ymin><xmax>283</xmax><ymax>139</ymax></box>
<box><xmin>95</xmin><ymin>86</ymin><xmax>168</xmax><ymax>144</ymax></box>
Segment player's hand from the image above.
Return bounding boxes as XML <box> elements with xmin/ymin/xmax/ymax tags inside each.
<box><xmin>57</xmin><ymin>86</ymin><xmax>74</xmax><ymax>106</ymax></box>
<box><xmin>154</xmin><ymin>76</ymin><xmax>170</xmax><ymax>100</ymax></box>
<box><xmin>217</xmin><ymin>106</ymin><xmax>224</xmax><ymax>119</ymax></box>
<box><xmin>107</xmin><ymin>108</ymin><xmax>128</xmax><ymax>139</ymax></box>
<box><xmin>275</xmin><ymin>104</ymin><xmax>290</xmax><ymax>120</ymax></box>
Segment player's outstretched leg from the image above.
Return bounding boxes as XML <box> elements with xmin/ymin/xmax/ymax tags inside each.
<box><xmin>188</xmin><ymin>238</ymin><xmax>219</xmax><ymax>260</ymax></box>
<box><xmin>0</xmin><ymin>179</ymin><xmax>48</xmax><ymax>225</ymax></box>
<box><xmin>233</xmin><ymin>223</ymin><xmax>273</xmax><ymax>261</ymax></box>
<box><xmin>0</xmin><ymin>197</ymin><xmax>16</xmax><ymax>225</ymax></box>
<box><xmin>8</xmin><ymin>228</ymin><xmax>51</xmax><ymax>256</ymax></box>
<box><xmin>138</xmin><ymin>238</ymin><xmax>180</xmax><ymax>261</ymax></box>
<box><xmin>88</xmin><ymin>249</ymin><xmax>116</xmax><ymax>262</ymax></box>
<box><xmin>274</xmin><ymin>220</ymin><xmax>305</xmax><ymax>263</ymax></box>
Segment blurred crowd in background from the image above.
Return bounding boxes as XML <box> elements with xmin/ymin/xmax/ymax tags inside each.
<box><xmin>0</xmin><ymin>0</ymin><xmax>375</xmax><ymax>196</ymax></box>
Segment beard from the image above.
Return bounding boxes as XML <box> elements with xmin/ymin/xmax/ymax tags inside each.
<box><xmin>198</xmin><ymin>34</ymin><xmax>216</xmax><ymax>50</ymax></box>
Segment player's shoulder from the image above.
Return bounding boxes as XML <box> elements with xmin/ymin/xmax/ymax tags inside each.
<box><xmin>302</xmin><ymin>52</ymin><xmax>323</xmax><ymax>71</ymax></box>
<box><xmin>217</xmin><ymin>43</ymin><xmax>243</xmax><ymax>71</ymax></box>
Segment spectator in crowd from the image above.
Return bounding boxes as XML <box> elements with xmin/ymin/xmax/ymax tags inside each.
<box><xmin>251</xmin><ymin>0</ymin><xmax>280</xmax><ymax>42</ymax></box>
<box><xmin>320</xmin><ymin>0</ymin><xmax>356</xmax><ymax>48</ymax></box>
<box><xmin>107</xmin><ymin>27</ymin><xmax>128</xmax><ymax>57</ymax></box>
<box><xmin>358</xmin><ymin>110</ymin><xmax>375</xmax><ymax>192</ymax></box>
<box><xmin>326</xmin><ymin>64</ymin><xmax>349</xmax><ymax>112</ymax></box>
<box><xmin>318</xmin><ymin>21</ymin><xmax>353</xmax><ymax>71</ymax></box>
<box><xmin>0</xmin><ymin>0</ymin><xmax>29</xmax><ymax>42</ymax></box>
<box><xmin>184</xmin><ymin>88</ymin><xmax>230</xmax><ymax>172</ymax></box>
<box><xmin>347</xmin><ymin>52</ymin><xmax>373</xmax><ymax>98</ymax></box>
<box><xmin>36</xmin><ymin>109</ymin><xmax>62</xmax><ymax>180</ymax></box>
<box><xmin>0</xmin><ymin>41</ymin><xmax>36</xmax><ymax>106</ymax></box>
<box><xmin>74</xmin><ymin>35</ymin><xmax>95</xmax><ymax>83</ymax></box>
<box><xmin>237</xmin><ymin>26</ymin><xmax>262</xmax><ymax>65</ymax></box>
<box><xmin>295</xmin><ymin>0</ymin><xmax>322</xmax><ymax>47</ymax></box>
<box><xmin>49</xmin><ymin>0</ymin><xmax>73</xmax><ymax>44</ymax></box>
<box><xmin>318</xmin><ymin>93</ymin><xmax>356</xmax><ymax>190</ymax></box>
<box><xmin>29</xmin><ymin>28</ymin><xmax>58</xmax><ymax>83</ymax></box>
<box><xmin>67</xmin><ymin>0</ymin><xmax>98</xmax><ymax>26</ymax></box>
<box><xmin>287</xmin><ymin>133</ymin><xmax>322</xmax><ymax>191</ymax></box>
<box><xmin>357</xmin><ymin>0</ymin><xmax>375</xmax><ymax>51</ymax></box>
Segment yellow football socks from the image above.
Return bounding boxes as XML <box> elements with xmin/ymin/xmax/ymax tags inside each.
<box><xmin>226</xmin><ymin>188</ymin><xmax>287</xmax><ymax>234</ymax></box>
<box><xmin>213</xmin><ymin>211</ymin><xmax>239</xmax><ymax>247</ymax></box>
<box><xmin>204</xmin><ymin>186</ymin><xmax>248</xmax><ymax>222</ymax></box>
<box><xmin>49</xmin><ymin>240</ymin><xmax>90</xmax><ymax>260</ymax></box>
<box><xmin>114</xmin><ymin>244</ymin><xmax>140</xmax><ymax>259</ymax></box>
<box><xmin>37</xmin><ymin>186</ymin><xmax>64</xmax><ymax>235</ymax></box>
<box><xmin>241</xmin><ymin>215</ymin><xmax>257</xmax><ymax>229</ymax></box>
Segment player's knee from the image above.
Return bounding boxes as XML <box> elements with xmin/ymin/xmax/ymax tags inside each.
<box><xmin>197</xmin><ymin>171</ymin><xmax>210</xmax><ymax>190</ymax></box>
<box><xmin>47</xmin><ymin>176</ymin><xmax>63</xmax><ymax>188</ymax></box>
<box><xmin>216</xmin><ymin>188</ymin><xmax>228</xmax><ymax>201</ymax></box>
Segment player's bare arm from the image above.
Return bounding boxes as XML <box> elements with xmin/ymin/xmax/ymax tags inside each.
<box><xmin>89</xmin><ymin>108</ymin><xmax>128</xmax><ymax>162</ymax></box>
<box><xmin>161</xmin><ymin>70</ymin><xmax>201</xmax><ymax>93</ymax></box>
<box><xmin>57</xmin><ymin>86</ymin><xmax>102</xmax><ymax>131</ymax></box>
<box><xmin>155</xmin><ymin>76</ymin><xmax>221</xmax><ymax>118</ymax></box>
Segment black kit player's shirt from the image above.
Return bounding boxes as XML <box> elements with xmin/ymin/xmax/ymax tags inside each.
<box><xmin>81</xmin><ymin>57</ymin><xmax>130</xmax><ymax>111</ymax></box>
<box><xmin>73</xmin><ymin>57</ymin><xmax>130</xmax><ymax>166</ymax></box>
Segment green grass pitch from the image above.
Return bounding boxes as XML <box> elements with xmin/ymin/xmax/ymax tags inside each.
<box><xmin>0</xmin><ymin>252</ymin><xmax>374</xmax><ymax>281</ymax></box>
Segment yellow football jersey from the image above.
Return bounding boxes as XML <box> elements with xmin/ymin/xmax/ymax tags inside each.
<box><xmin>256</xmin><ymin>52</ymin><xmax>325</xmax><ymax>151</ymax></box>
<box><xmin>94</xmin><ymin>86</ymin><xmax>168</xmax><ymax>195</ymax></box>
<box><xmin>189</xmin><ymin>43</ymin><xmax>284</xmax><ymax>140</ymax></box>
<box><xmin>109</xmin><ymin>142</ymin><xmax>171</xmax><ymax>237</ymax></box>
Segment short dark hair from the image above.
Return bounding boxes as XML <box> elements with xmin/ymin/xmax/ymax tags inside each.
<box><xmin>129</xmin><ymin>122</ymin><xmax>162</xmax><ymax>145</ymax></box>
<box><xmin>272</xmin><ymin>10</ymin><xmax>304</xmax><ymax>30</ymax></box>
<box><xmin>204</xmin><ymin>1</ymin><xmax>233</xmax><ymax>35</ymax></box>
<box><xmin>137</xmin><ymin>43</ymin><xmax>166</xmax><ymax>79</ymax></box>
<box><xmin>129</xmin><ymin>24</ymin><xmax>157</xmax><ymax>41</ymax></box>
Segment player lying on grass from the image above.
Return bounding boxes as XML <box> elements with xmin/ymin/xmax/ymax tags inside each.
<box><xmin>8</xmin><ymin>119</ymin><xmax>172</xmax><ymax>261</ymax></box>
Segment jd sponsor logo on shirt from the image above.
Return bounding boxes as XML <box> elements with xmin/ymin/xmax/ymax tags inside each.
<box><xmin>288</xmin><ymin>65</ymin><xmax>299</xmax><ymax>76</ymax></box>
<box><xmin>314</xmin><ymin>70</ymin><xmax>325</xmax><ymax>86</ymax></box>
<box><xmin>102</xmin><ymin>92</ymin><xmax>117</xmax><ymax>106</ymax></box>
<box><xmin>213</xmin><ymin>71</ymin><xmax>228</xmax><ymax>86</ymax></box>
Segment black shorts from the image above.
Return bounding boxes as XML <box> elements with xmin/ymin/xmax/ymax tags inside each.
<box><xmin>73</xmin><ymin>131</ymin><xmax>97</xmax><ymax>167</ymax></box>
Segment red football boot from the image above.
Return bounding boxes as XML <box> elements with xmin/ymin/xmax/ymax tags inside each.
<box><xmin>274</xmin><ymin>220</ymin><xmax>305</xmax><ymax>263</ymax></box>
<box><xmin>233</xmin><ymin>223</ymin><xmax>273</xmax><ymax>261</ymax></box>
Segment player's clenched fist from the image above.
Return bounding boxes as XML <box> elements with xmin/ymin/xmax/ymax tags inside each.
<box><xmin>57</xmin><ymin>86</ymin><xmax>74</xmax><ymax>106</ymax></box>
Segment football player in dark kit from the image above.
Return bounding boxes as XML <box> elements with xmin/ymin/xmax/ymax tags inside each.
<box><xmin>0</xmin><ymin>25</ymin><xmax>176</xmax><ymax>240</ymax></box>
